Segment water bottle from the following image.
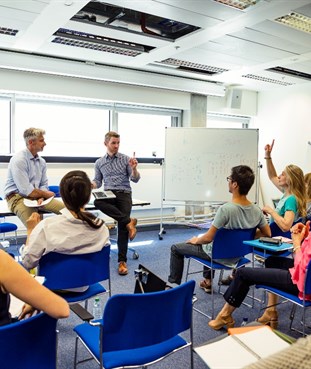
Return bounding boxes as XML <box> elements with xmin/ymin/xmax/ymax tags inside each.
<box><xmin>241</xmin><ymin>317</ymin><xmax>248</xmax><ymax>326</ymax></box>
<box><xmin>92</xmin><ymin>297</ymin><xmax>101</xmax><ymax>321</ymax></box>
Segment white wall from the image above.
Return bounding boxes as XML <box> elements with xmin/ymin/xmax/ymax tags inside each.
<box><xmin>250</xmin><ymin>83</ymin><xmax>311</xmax><ymax>207</ymax></box>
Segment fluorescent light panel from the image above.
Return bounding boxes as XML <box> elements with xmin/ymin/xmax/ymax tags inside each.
<box><xmin>213</xmin><ymin>0</ymin><xmax>259</xmax><ymax>10</ymax></box>
<box><xmin>275</xmin><ymin>12</ymin><xmax>311</xmax><ymax>34</ymax></box>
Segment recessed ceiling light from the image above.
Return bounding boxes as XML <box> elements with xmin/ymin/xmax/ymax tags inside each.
<box><xmin>213</xmin><ymin>0</ymin><xmax>259</xmax><ymax>10</ymax></box>
<box><xmin>0</xmin><ymin>26</ymin><xmax>18</xmax><ymax>36</ymax></box>
<box><xmin>275</xmin><ymin>12</ymin><xmax>311</xmax><ymax>34</ymax></box>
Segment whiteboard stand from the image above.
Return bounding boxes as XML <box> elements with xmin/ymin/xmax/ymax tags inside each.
<box><xmin>159</xmin><ymin>159</ymin><xmax>166</xmax><ymax>240</ymax></box>
<box><xmin>158</xmin><ymin>159</ymin><xmax>210</xmax><ymax>240</ymax></box>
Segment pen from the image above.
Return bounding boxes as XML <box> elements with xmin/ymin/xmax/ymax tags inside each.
<box><xmin>133</xmin><ymin>151</ymin><xmax>136</xmax><ymax>158</ymax></box>
<box><xmin>271</xmin><ymin>139</ymin><xmax>275</xmax><ymax>150</ymax></box>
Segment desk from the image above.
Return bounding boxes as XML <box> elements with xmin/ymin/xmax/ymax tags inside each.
<box><xmin>1</xmin><ymin>198</ymin><xmax>150</xmax><ymax>259</ymax></box>
<box><xmin>0</xmin><ymin>198</ymin><xmax>150</xmax><ymax>217</ymax></box>
<box><xmin>243</xmin><ymin>239</ymin><xmax>293</xmax><ymax>259</ymax></box>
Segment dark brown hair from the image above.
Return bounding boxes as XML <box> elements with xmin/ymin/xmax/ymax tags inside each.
<box><xmin>60</xmin><ymin>170</ymin><xmax>104</xmax><ymax>229</ymax></box>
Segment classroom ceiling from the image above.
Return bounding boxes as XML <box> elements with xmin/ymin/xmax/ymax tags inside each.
<box><xmin>0</xmin><ymin>0</ymin><xmax>311</xmax><ymax>95</ymax></box>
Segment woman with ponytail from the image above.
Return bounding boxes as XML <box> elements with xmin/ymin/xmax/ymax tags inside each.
<box><xmin>21</xmin><ymin>171</ymin><xmax>110</xmax><ymax>279</ymax></box>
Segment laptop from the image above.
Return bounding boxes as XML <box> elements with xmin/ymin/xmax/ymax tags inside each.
<box><xmin>92</xmin><ymin>190</ymin><xmax>116</xmax><ymax>200</ymax></box>
<box><xmin>134</xmin><ymin>264</ymin><xmax>167</xmax><ymax>293</ymax></box>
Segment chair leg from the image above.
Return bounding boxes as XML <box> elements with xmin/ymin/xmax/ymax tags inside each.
<box><xmin>185</xmin><ymin>258</ymin><xmax>191</xmax><ymax>282</ymax></box>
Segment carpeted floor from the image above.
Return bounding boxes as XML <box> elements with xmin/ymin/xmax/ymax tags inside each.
<box><xmin>7</xmin><ymin>223</ymin><xmax>311</xmax><ymax>368</ymax></box>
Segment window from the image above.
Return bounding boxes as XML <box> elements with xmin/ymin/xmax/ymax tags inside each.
<box><xmin>15</xmin><ymin>100</ymin><xmax>110</xmax><ymax>157</ymax></box>
<box><xmin>207</xmin><ymin>113</ymin><xmax>250</xmax><ymax>128</ymax></box>
<box><xmin>117</xmin><ymin>113</ymin><xmax>172</xmax><ymax>158</ymax></box>
<box><xmin>0</xmin><ymin>98</ymin><xmax>11</xmax><ymax>154</ymax></box>
<box><xmin>0</xmin><ymin>94</ymin><xmax>182</xmax><ymax>163</ymax></box>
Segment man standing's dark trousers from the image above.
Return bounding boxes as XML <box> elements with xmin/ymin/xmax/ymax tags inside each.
<box><xmin>94</xmin><ymin>191</ymin><xmax>132</xmax><ymax>262</ymax></box>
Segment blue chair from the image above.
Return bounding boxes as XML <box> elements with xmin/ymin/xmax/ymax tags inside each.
<box><xmin>38</xmin><ymin>245</ymin><xmax>111</xmax><ymax>307</ymax></box>
<box><xmin>256</xmin><ymin>259</ymin><xmax>311</xmax><ymax>336</ymax></box>
<box><xmin>48</xmin><ymin>185</ymin><xmax>60</xmax><ymax>197</ymax></box>
<box><xmin>73</xmin><ymin>280</ymin><xmax>195</xmax><ymax>369</ymax></box>
<box><xmin>0</xmin><ymin>313</ymin><xmax>58</xmax><ymax>369</ymax></box>
<box><xmin>185</xmin><ymin>228</ymin><xmax>256</xmax><ymax>318</ymax></box>
<box><xmin>0</xmin><ymin>197</ymin><xmax>18</xmax><ymax>245</ymax></box>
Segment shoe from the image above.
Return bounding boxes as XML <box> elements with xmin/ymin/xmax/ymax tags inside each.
<box><xmin>126</xmin><ymin>218</ymin><xmax>137</xmax><ymax>241</ymax></box>
<box><xmin>220</xmin><ymin>275</ymin><xmax>234</xmax><ymax>286</ymax></box>
<box><xmin>118</xmin><ymin>261</ymin><xmax>128</xmax><ymax>275</ymax></box>
<box><xmin>199</xmin><ymin>279</ymin><xmax>212</xmax><ymax>293</ymax></box>
<box><xmin>256</xmin><ymin>309</ymin><xmax>278</xmax><ymax>329</ymax></box>
<box><xmin>208</xmin><ymin>313</ymin><xmax>235</xmax><ymax>331</ymax></box>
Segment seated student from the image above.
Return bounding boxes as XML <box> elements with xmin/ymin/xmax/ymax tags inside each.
<box><xmin>303</xmin><ymin>172</ymin><xmax>311</xmax><ymax>223</ymax></box>
<box><xmin>222</xmin><ymin>142</ymin><xmax>307</xmax><ymax>286</ymax></box>
<box><xmin>209</xmin><ymin>221</ymin><xmax>311</xmax><ymax>331</ymax></box>
<box><xmin>167</xmin><ymin>165</ymin><xmax>271</xmax><ymax>292</ymax></box>
<box><xmin>0</xmin><ymin>249</ymin><xmax>69</xmax><ymax>326</ymax></box>
<box><xmin>262</xmin><ymin>141</ymin><xmax>306</xmax><ymax>232</ymax></box>
<box><xmin>21</xmin><ymin>170</ymin><xmax>110</xmax><ymax>291</ymax></box>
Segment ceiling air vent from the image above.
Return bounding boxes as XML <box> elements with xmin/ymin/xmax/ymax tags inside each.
<box><xmin>158</xmin><ymin>58</ymin><xmax>228</xmax><ymax>75</ymax></box>
<box><xmin>0</xmin><ymin>27</ymin><xmax>18</xmax><ymax>36</ymax></box>
<box><xmin>267</xmin><ymin>67</ymin><xmax>311</xmax><ymax>81</ymax></box>
<box><xmin>52</xmin><ymin>28</ymin><xmax>154</xmax><ymax>56</ymax></box>
<box><xmin>242</xmin><ymin>74</ymin><xmax>294</xmax><ymax>86</ymax></box>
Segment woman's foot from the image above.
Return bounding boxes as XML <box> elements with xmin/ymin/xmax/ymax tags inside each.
<box><xmin>257</xmin><ymin>309</ymin><xmax>278</xmax><ymax>329</ymax></box>
<box><xmin>208</xmin><ymin>313</ymin><xmax>235</xmax><ymax>330</ymax></box>
<box><xmin>199</xmin><ymin>279</ymin><xmax>212</xmax><ymax>293</ymax></box>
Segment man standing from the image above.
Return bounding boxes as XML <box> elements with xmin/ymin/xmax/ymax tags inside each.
<box><xmin>4</xmin><ymin>127</ymin><xmax>64</xmax><ymax>226</ymax></box>
<box><xmin>92</xmin><ymin>131</ymin><xmax>140</xmax><ymax>276</ymax></box>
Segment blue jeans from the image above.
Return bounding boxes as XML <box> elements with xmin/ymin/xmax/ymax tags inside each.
<box><xmin>168</xmin><ymin>242</ymin><xmax>213</xmax><ymax>285</ymax></box>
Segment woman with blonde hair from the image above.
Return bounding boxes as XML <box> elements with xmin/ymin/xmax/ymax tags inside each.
<box><xmin>304</xmin><ymin>172</ymin><xmax>311</xmax><ymax>222</ymax></box>
<box><xmin>262</xmin><ymin>141</ymin><xmax>306</xmax><ymax>232</ymax></box>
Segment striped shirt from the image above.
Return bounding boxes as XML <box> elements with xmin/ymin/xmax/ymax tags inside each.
<box><xmin>93</xmin><ymin>152</ymin><xmax>140</xmax><ymax>192</ymax></box>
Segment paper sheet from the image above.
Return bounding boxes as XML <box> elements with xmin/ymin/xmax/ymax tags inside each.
<box><xmin>24</xmin><ymin>196</ymin><xmax>54</xmax><ymax>207</ymax></box>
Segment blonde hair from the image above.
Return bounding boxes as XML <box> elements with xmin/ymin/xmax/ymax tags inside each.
<box><xmin>305</xmin><ymin>173</ymin><xmax>311</xmax><ymax>202</ymax></box>
<box><xmin>285</xmin><ymin>165</ymin><xmax>306</xmax><ymax>218</ymax></box>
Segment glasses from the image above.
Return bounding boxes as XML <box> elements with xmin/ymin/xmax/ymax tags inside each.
<box><xmin>226</xmin><ymin>176</ymin><xmax>232</xmax><ymax>182</ymax></box>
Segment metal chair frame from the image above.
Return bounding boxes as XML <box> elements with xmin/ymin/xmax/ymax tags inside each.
<box><xmin>185</xmin><ymin>228</ymin><xmax>256</xmax><ymax>318</ymax></box>
<box><xmin>256</xmin><ymin>259</ymin><xmax>311</xmax><ymax>336</ymax></box>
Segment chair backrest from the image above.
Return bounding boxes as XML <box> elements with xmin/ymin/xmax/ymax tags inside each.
<box><xmin>270</xmin><ymin>221</ymin><xmax>291</xmax><ymax>238</ymax></box>
<box><xmin>48</xmin><ymin>185</ymin><xmax>60</xmax><ymax>197</ymax></box>
<box><xmin>102</xmin><ymin>280</ymin><xmax>195</xmax><ymax>352</ymax></box>
<box><xmin>304</xmin><ymin>259</ymin><xmax>311</xmax><ymax>296</ymax></box>
<box><xmin>211</xmin><ymin>228</ymin><xmax>256</xmax><ymax>259</ymax></box>
<box><xmin>0</xmin><ymin>313</ymin><xmax>57</xmax><ymax>369</ymax></box>
<box><xmin>38</xmin><ymin>245</ymin><xmax>110</xmax><ymax>290</ymax></box>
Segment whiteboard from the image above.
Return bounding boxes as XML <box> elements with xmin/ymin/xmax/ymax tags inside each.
<box><xmin>164</xmin><ymin>128</ymin><xmax>259</xmax><ymax>202</ymax></box>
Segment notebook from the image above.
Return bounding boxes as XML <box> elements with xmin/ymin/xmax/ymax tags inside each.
<box><xmin>134</xmin><ymin>264</ymin><xmax>167</xmax><ymax>293</ymax></box>
<box><xmin>92</xmin><ymin>190</ymin><xmax>116</xmax><ymax>200</ymax></box>
<box><xmin>195</xmin><ymin>326</ymin><xmax>289</xmax><ymax>369</ymax></box>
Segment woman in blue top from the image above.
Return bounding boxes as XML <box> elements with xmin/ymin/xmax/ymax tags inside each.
<box><xmin>263</xmin><ymin>140</ymin><xmax>306</xmax><ymax>232</ymax></box>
